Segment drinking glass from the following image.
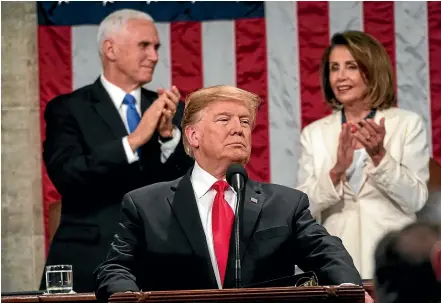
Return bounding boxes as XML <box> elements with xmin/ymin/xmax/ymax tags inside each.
<box><xmin>45</xmin><ymin>265</ymin><xmax>73</xmax><ymax>294</ymax></box>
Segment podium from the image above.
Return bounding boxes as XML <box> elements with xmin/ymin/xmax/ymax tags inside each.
<box><xmin>1</xmin><ymin>283</ymin><xmax>372</xmax><ymax>302</ymax></box>
<box><xmin>109</xmin><ymin>285</ymin><xmax>365</xmax><ymax>302</ymax></box>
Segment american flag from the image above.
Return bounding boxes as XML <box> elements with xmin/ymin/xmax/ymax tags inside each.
<box><xmin>38</xmin><ymin>1</ymin><xmax>441</xmax><ymax>251</ymax></box>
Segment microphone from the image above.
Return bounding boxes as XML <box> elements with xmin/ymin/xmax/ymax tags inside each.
<box><xmin>226</xmin><ymin>163</ymin><xmax>248</xmax><ymax>288</ymax></box>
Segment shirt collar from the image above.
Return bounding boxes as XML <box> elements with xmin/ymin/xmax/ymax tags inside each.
<box><xmin>341</xmin><ymin>108</ymin><xmax>377</xmax><ymax>124</ymax></box>
<box><xmin>100</xmin><ymin>74</ymin><xmax>141</xmax><ymax>109</ymax></box>
<box><xmin>191</xmin><ymin>162</ymin><xmax>232</xmax><ymax>200</ymax></box>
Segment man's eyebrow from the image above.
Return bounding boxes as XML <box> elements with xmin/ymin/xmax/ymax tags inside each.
<box><xmin>214</xmin><ymin>112</ymin><xmax>250</xmax><ymax>117</ymax></box>
<box><xmin>214</xmin><ymin>112</ymin><xmax>232</xmax><ymax>116</ymax></box>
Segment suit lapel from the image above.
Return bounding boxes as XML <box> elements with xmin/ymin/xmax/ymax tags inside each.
<box><xmin>322</xmin><ymin>111</ymin><xmax>342</xmax><ymax>167</ymax></box>
<box><xmin>166</xmin><ymin>172</ymin><xmax>218</xmax><ymax>287</ymax></box>
<box><xmin>91</xmin><ymin>79</ymin><xmax>128</xmax><ymax>138</ymax></box>
<box><xmin>376</xmin><ymin>108</ymin><xmax>399</xmax><ymax>148</ymax></box>
<box><xmin>240</xmin><ymin>180</ymin><xmax>265</xmax><ymax>261</ymax></box>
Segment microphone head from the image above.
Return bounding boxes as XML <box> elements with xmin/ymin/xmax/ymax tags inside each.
<box><xmin>226</xmin><ymin>163</ymin><xmax>248</xmax><ymax>187</ymax></box>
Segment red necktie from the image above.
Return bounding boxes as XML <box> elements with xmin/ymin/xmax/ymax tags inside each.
<box><xmin>211</xmin><ymin>180</ymin><xmax>234</xmax><ymax>286</ymax></box>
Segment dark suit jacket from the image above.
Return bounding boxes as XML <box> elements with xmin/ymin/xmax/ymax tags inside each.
<box><xmin>41</xmin><ymin>79</ymin><xmax>194</xmax><ymax>292</ymax></box>
<box><xmin>94</xmin><ymin>170</ymin><xmax>362</xmax><ymax>301</ymax></box>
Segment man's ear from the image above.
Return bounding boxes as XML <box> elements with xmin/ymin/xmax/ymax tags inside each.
<box><xmin>102</xmin><ymin>39</ymin><xmax>117</xmax><ymax>61</ymax></box>
<box><xmin>185</xmin><ymin>125</ymin><xmax>200</xmax><ymax>149</ymax></box>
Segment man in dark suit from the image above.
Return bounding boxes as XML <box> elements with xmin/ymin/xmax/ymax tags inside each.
<box><xmin>41</xmin><ymin>9</ymin><xmax>193</xmax><ymax>292</ymax></box>
<box><xmin>94</xmin><ymin>85</ymin><xmax>371</xmax><ymax>301</ymax></box>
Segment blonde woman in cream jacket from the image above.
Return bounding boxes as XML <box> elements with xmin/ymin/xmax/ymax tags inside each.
<box><xmin>296</xmin><ymin>31</ymin><xmax>430</xmax><ymax>279</ymax></box>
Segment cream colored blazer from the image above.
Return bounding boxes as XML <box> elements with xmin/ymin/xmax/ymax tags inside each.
<box><xmin>296</xmin><ymin>107</ymin><xmax>430</xmax><ymax>279</ymax></box>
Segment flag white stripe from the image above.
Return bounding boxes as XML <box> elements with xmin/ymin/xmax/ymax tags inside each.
<box><xmin>329</xmin><ymin>1</ymin><xmax>363</xmax><ymax>37</ymax></box>
<box><xmin>394</xmin><ymin>2</ymin><xmax>433</xmax><ymax>155</ymax></box>
<box><xmin>265</xmin><ymin>1</ymin><xmax>302</xmax><ymax>188</ymax></box>
<box><xmin>146</xmin><ymin>23</ymin><xmax>171</xmax><ymax>92</ymax></box>
<box><xmin>72</xmin><ymin>26</ymin><xmax>101</xmax><ymax>90</ymax></box>
<box><xmin>202</xmin><ymin>21</ymin><xmax>236</xmax><ymax>87</ymax></box>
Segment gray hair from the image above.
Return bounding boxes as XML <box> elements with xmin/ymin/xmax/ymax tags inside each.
<box><xmin>97</xmin><ymin>9</ymin><xmax>154</xmax><ymax>56</ymax></box>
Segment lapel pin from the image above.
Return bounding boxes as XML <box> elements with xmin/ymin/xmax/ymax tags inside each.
<box><xmin>250</xmin><ymin>197</ymin><xmax>258</xmax><ymax>203</ymax></box>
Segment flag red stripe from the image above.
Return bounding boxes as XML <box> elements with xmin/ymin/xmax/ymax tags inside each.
<box><xmin>428</xmin><ymin>1</ymin><xmax>441</xmax><ymax>164</ymax></box>
<box><xmin>235</xmin><ymin>18</ymin><xmax>270</xmax><ymax>182</ymax></box>
<box><xmin>297</xmin><ymin>2</ymin><xmax>331</xmax><ymax>129</ymax></box>
<box><xmin>363</xmin><ymin>2</ymin><xmax>397</xmax><ymax>92</ymax></box>
<box><xmin>38</xmin><ymin>26</ymin><xmax>72</xmax><ymax>253</ymax></box>
<box><xmin>170</xmin><ymin>22</ymin><xmax>203</xmax><ymax>100</ymax></box>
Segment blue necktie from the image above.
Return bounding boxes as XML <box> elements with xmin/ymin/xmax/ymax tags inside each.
<box><xmin>122</xmin><ymin>94</ymin><xmax>140</xmax><ymax>133</ymax></box>
<box><xmin>122</xmin><ymin>94</ymin><xmax>142</xmax><ymax>158</ymax></box>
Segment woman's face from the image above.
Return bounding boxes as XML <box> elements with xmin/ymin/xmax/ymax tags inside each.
<box><xmin>329</xmin><ymin>45</ymin><xmax>368</xmax><ymax>106</ymax></box>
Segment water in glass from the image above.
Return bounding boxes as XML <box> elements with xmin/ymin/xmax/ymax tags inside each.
<box><xmin>45</xmin><ymin>265</ymin><xmax>73</xmax><ymax>294</ymax></box>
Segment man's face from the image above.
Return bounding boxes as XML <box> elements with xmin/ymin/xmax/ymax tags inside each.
<box><xmin>188</xmin><ymin>99</ymin><xmax>253</xmax><ymax>166</ymax></box>
<box><xmin>111</xmin><ymin>19</ymin><xmax>159</xmax><ymax>86</ymax></box>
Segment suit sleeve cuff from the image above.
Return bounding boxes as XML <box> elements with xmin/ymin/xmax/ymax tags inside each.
<box><xmin>320</xmin><ymin>171</ymin><xmax>344</xmax><ymax>200</ymax></box>
<box><xmin>306</xmin><ymin>172</ymin><xmax>343</xmax><ymax>219</ymax></box>
<box><xmin>108</xmin><ymin>280</ymin><xmax>140</xmax><ymax>293</ymax></box>
<box><xmin>365</xmin><ymin>152</ymin><xmax>396</xmax><ymax>186</ymax></box>
<box><xmin>122</xmin><ymin>136</ymin><xmax>139</xmax><ymax>164</ymax></box>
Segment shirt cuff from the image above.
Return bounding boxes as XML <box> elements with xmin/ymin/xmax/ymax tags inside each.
<box><xmin>122</xmin><ymin>136</ymin><xmax>139</xmax><ymax>164</ymax></box>
<box><xmin>338</xmin><ymin>282</ymin><xmax>364</xmax><ymax>288</ymax></box>
<box><xmin>159</xmin><ymin>126</ymin><xmax>181</xmax><ymax>163</ymax></box>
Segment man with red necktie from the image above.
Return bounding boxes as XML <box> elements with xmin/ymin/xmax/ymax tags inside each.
<box><xmin>95</xmin><ymin>85</ymin><xmax>369</xmax><ymax>302</ymax></box>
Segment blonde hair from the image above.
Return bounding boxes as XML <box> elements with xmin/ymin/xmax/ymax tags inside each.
<box><xmin>182</xmin><ymin>85</ymin><xmax>261</xmax><ymax>157</ymax></box>
<box><xmin>320</xmin><ymin>30</ymin><xmax>396</xmax><ymax>110</ymax></box>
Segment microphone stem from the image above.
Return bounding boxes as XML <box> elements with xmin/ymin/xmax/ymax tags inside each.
<box><xmin>234</xmin><ymin>188</ymin><xmax>243</xmax><ymax>288</ymax></box>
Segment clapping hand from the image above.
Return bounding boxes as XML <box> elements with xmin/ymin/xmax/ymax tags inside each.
<box><xmin>335</xmin><ymin>122</ymin><xmax>358</xmax><ymax>172</ymax></box>
<box><xmin>352</xmin><ymin>118</ymin><xmax>386</xmax><ymax>166</ymax></box>
<box><xmin>330</xmin><ymin>123</ymin><xmax>358</xmax><ymax>185</ymax></box>
<box><xmin>157</xmin><ymin>86</ymin><xmax>181</xmax><ymax>138</ymax></box>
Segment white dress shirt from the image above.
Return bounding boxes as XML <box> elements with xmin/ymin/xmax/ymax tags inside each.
<box><xmin>190</xmin><ymin>162</ymin><xmax>237</xmax><ymax>289</ymax></box>
<box><xmin>100</xmin><ymin>75</ymin><xmax>181</xmax><ymax>164</ymax></box>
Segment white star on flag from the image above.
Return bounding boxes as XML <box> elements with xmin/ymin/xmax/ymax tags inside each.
<box><xmin>103</xmin><ymin>0</ymin><xmax>113</xmax><ymax>6</ymax></box>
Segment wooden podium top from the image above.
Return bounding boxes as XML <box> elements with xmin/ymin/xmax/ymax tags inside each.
<box><xmin>1</xmin><ymin>293</ymin><xmax>96</xmax><ymax>303</ymax></box>
<box><xmin>2</xmin><ymin>283</ymin><xmax>372</xmax><ymax>303</ymax></box>
<box><xmin>109</xmin><ymin>285</ymin><xmax>365</xmax><ymax>303</ymax></box>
